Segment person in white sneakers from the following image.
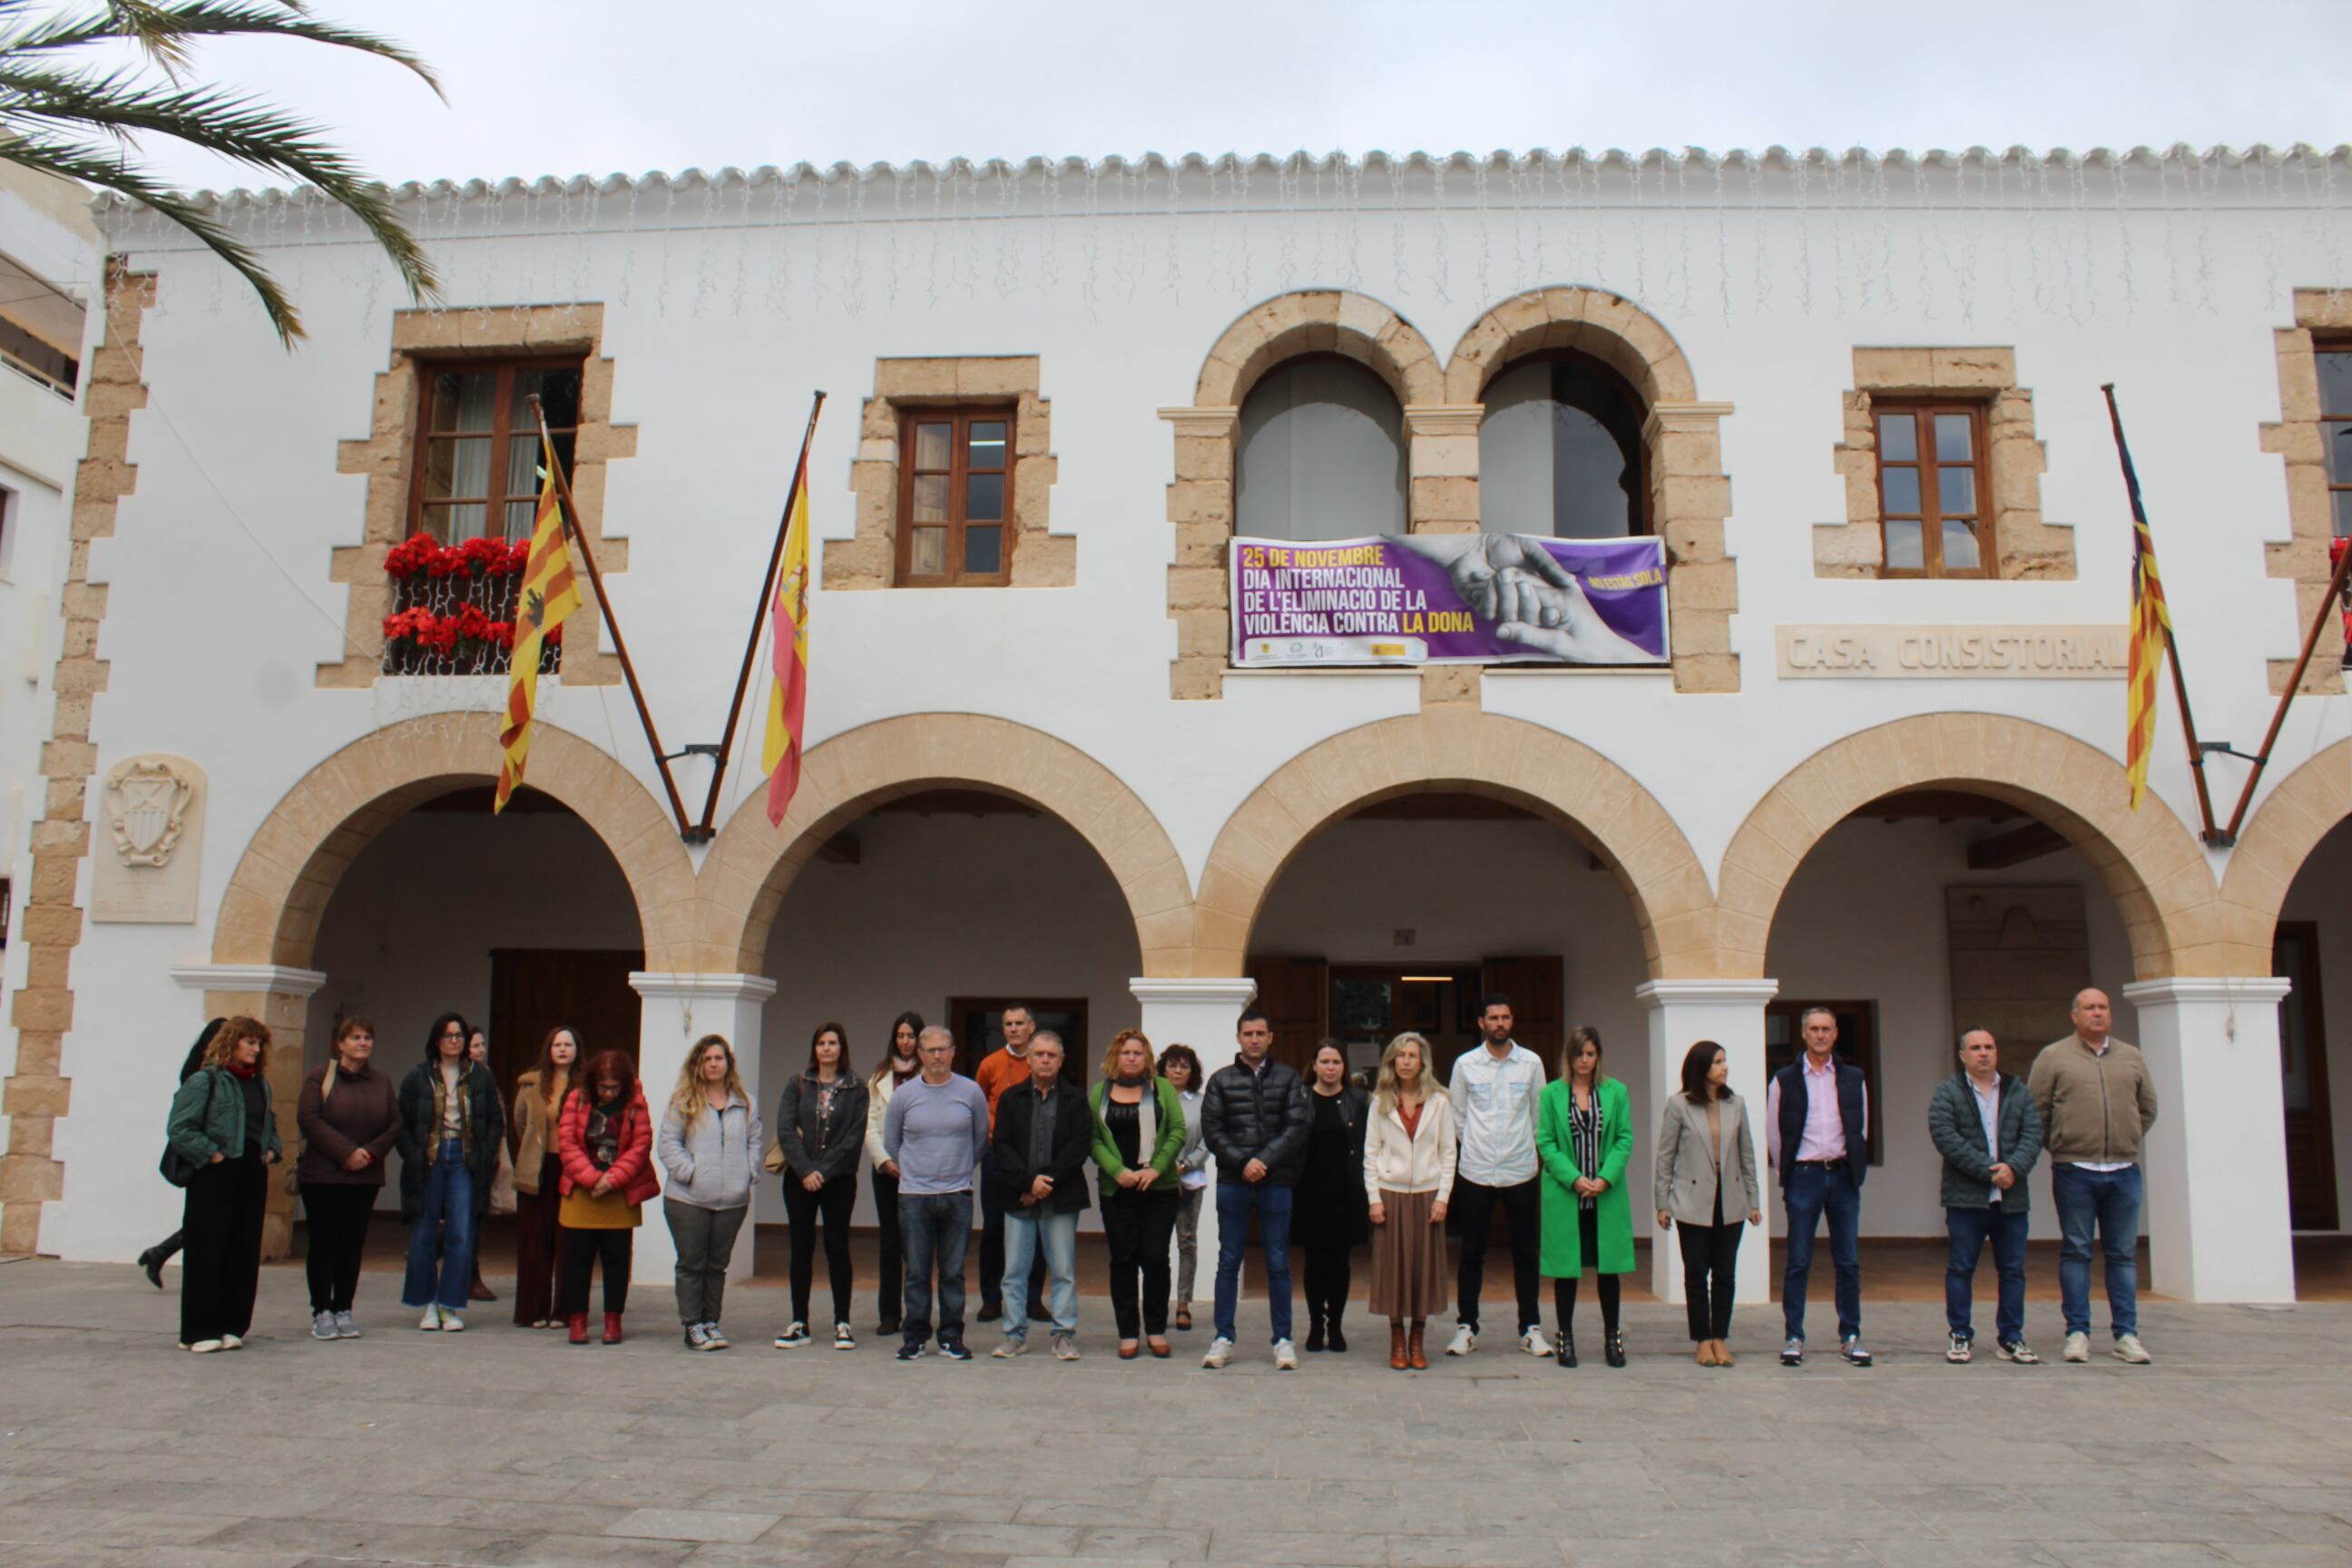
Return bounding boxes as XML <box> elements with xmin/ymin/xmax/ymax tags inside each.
<box><xmin>1445</xmin><ymin>995</ymin><xmax>1551</xmax><ymax>1359</ymax></box>
<box><xmin>2029</xmin><ymin>989</ymin><xmax>2159</xmax><ymax>1367</ymax></box>
<box><xmin>1200</xmin><ymin>1007</ymin><xmax>1309</xmax><ymax>1371</ymax></box>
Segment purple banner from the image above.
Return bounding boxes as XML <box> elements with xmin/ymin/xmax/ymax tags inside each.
<box><xmin>1229</xmin><ymin>534</ymin><xmax>1670</xmax><ymax>668</ymax></box>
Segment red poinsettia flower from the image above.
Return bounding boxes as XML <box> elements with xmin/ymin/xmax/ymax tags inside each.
<box><xmin>384</xmin><ymin>533</ymin><xmax>443</xmax><ymax>580</ymax></box>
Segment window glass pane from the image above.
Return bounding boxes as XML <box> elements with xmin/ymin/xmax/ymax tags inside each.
<box><xmin>506</xmin><ymin>435</ymin><xmax>541</xmax><ymax>503</ymax></box>
<box><xmin>1884</xmin><ymin>517</ymin><xmax>1924</xmax><ymax>571</ymax></box>
<box><xmin>909</xmin><ymin>526</ymin><xmax>946</xmax><ymax>576</ymax></box>
<box><xmin>968</xmin><ymin>421</ymin><xmax>1008</xmax><ymax>467</ymax></box>
<box><xmin>1938</xmin><ymin>465</ymin><xmax>1976</xmax><ymax>515</ymax></box>
<box><xmin>912</xmin><ymin>474</ymin><xmax>949</xmax><ymax>523</ymax></box>
<box><xmin>964</xmin><ymin>524</ymin><xmax>1002</xmax><ymax>575</ymax></box>
<box><xmin>1877</xmin><ymin>412</ymin><xmax>1917</xmax><ymax>461</ymax></box>
<box><xmin>1237</xmin><ymin>357</ymin><xmax>1406</xmax><ymax>540</ymax></box>
<box><xmin>426</xmin><ymin>501</ymin><xmax>488</xmax><ymax>543</ymax></box>
<box><xmin>511</xmin><ymin>367</ymin><xmax>582</xmax><ymax>430</ymax></box>
<box><xmin>965</xmin><ymin>471</ymin><xmax>1004</xmax><ymax>523</ymax></box>
<box><xmin>1935</xmin><ymin>412</ymin><xmax>1974</xmax><ymax>462</ymax></box>
<box><xmin>424</xmin><ymin>435</ymin><xmax>493</xmax><ymax>502</ymax></box>
<box><xmin>504</xmin><ymin>499</ymin><xmax>538</xmax><ymax>538</ymax></box>
<box><xmin>2318</xmin><ymin>353</ymin><xmax>2352</xmax><ymax>416</ymax></box>
<box><xmin>2328</xmin><ymin>422</ymin><xmax>2352</xmax><ymax>484</ymax></box>
<box><xmin>913</xmin><ymin>423</ymin><xmax>951</xmax><ymax>471</ymax></box>
<box><xmin>1479</xmin><ymin>358</ymin><xmax>1640</xmax><ymax>539</ymax></box>
<box><xmin>1942</xmin><ymin>518</ymin><xmax>1981</xmax><ymax>571</ymax></box>
<box><xmin>1881</xmin><ymin>466</ymin><xmax>1921</xmax><ymax>516</ymax></box>
<box><xmin>429</xmin><ymin>370</ymin><xmax>497</xmax><ymax>434</ymax></box>
<box><xmin>2334</xmin><ymin>487</ymin><xmax>2352</xmax><ymax>539</ymax></box>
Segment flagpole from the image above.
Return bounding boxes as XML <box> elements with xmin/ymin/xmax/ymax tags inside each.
<box><xmin>696</xmin><ymin>390</ymin><xmax>826</xmax><ymax>838</ymax></box>
<box><xmin>2220</xmin><ymin>531</ymin><xmax>2352</xmax><ymax>841</ymax></box>
<box><xmin>2102</xmin><ymin>386</ymin><xmax>2226</xmax><ymax>845</ymax></box>
<box><xmin>526</xmin><ymin>394</ymin><xmax>696</xmax><ymax>839</ymax></box>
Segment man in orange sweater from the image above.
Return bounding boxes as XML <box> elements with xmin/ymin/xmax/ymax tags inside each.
<box><xmin>974</xmin><ymin>1005</ymin><xmax>1048</xmax><ymax>1322</ymax></box>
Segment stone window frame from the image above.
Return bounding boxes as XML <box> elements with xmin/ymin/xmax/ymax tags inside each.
<box><xmin>322</xmin><ymin>305</ymin><xmax>633</xmax><ymax>689</ymax></box>
<box><xmin>1165</xmin><ymin>286</ymin><xmax>1739</xmax><ymax>699</ymax></box>
<box><xmin>2259</xmin><ymin>289</ymin><xmax>2350</xmax><ymax>695</ymax></box>
<box><xmin>823</xmin><ymin>357</ymin><xmax>1068</xmax><ymax>592</ymax></box>
<box><xmin>1818</xmin><ymin>348</ymin><xmax>2075</xmax><ymax>583</ymax></box>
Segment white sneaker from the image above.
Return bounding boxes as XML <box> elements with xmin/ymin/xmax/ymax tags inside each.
<box><xmin>220</xmin><ymin>1333</ymin><xmax>243</xmax><ymax>1350</ymax></box>
<box><xmin>1445</xmin><ymin>1323</ymin><xmax>1477</xmax><ymax>1357</ymax></box>
<box><xmin>1272</xmin><ymin>1338</ymin><xmax>1298</xmax><ymax>1370</ymax></box>
<box><xmin>1201</xmin><ymin>1336</ymin><xmax>1234</xmax><ymax>1368</ymax></box>
<box><xmin>419</xmin><ymin>1305</ymin><xmax>442</xmax><ymax>1331</ymax></box>
<box><xmin>439</xmin><ymin>1310</ymin><xmax>464</xmax><ymax>1333</ymax></box>
<box><xmin>188</xmin><ymin>1338</ymin><xmax>224</xmax><ymax>1354</ymax></box>
<box><xmin>2112</xmin><ymin>1333</ymin><xmax>2152</xmax><ymax>1365</ymax></box>
<box><xmin>334</xmin><ymin>1311</ymin><xmax>361</xmax><ymax>1339</ymax></box>
<box><xmin>992</xmin><ymin>1336</ymin><xmax>1029</xmax><ymax>1358</ymax></box>
<box><xmin>311</xmin><ymin>1311</ymin><xmax>338</xmax><ymax>1340</ymax></box>
<box><xmin>2063</xmin><ymin>1330</ymin><xmax>2091</xmax><ymax>1363</ymax></box>
<box><xmin>1521</xmin><ymin>1327</ymin><xmax>1553</xmax><ymax>1357</ymax></box>
<box><xmin>1945</xmin><ymin>1332</ymin><xmax>1972</xmax><ymax>1363</ymax></box>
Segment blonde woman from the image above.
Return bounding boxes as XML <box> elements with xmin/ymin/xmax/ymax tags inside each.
<box><xmin>1088</xmin><ymin>1029</ymin><xmax>1188</xmax><ymax>1358</ymax></box>
<box><xmin>1363</xmin><ymin>1032</ymin><xmax>1456</xmax><ymax>1371</ymax></box>
<box><xmin>656</xmin><ymin>1034</ymin><xmax>763</xmax><ymax>1351</ymax></box>
<box><xmin>164</xmin><ymin>1015</ymin><xmax>282</xmax><ymax>1352</ymax></box>
<box><xmin>510</xmin><ymin>1026</ymin><xmax>579</xmax><ymax>1328</ymax></box>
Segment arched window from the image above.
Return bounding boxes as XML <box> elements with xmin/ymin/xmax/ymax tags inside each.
<box><xmin>1236</xmin><ymin>356</ymin><xmax>1406</xmax><ymax>540</ymax></box>
<box><xmin>1478</xmin><ymin>355</ymin><xmax>1648</xmax><ymax>537</ymax></box>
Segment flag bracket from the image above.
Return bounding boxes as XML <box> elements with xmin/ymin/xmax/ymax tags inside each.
<box><xmin>2197</xmin><ymin>741</ymin><xmax>2260</xmax><ymax>764</ymax></box>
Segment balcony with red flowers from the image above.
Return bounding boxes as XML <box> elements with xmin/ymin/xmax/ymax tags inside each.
<box><xmin>380</xmin><ymin>533</ymin><xmax>562</xmax><ymax>677</ymax></box>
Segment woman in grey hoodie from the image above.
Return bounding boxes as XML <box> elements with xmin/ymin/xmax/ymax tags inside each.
<box><xmin>655</xmin><ymin>1034</ymin><xmax>763</xmax><ymax>1351</ymax></box>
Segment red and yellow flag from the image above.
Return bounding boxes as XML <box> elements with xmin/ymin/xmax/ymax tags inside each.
<box><xmin>495</xmin><ymin>436</ymin><xmax>584</xmax><ymax>812</ymax></box>
<box><xmin>2123</xmin><ymin>485</ymin><xmax>2171</xmax><ymax>813</ymax></box>
<box><xmin>760</xmin><ymin>448</ymin><xmax>812</xmax><ymax>827</ymax></box>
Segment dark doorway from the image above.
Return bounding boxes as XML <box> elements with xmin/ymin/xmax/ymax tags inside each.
<box><xmin>2277</xmin><ymin>923</ymin><xmax>2338</xmax><ymax>1230</ymax></box>
<box><xmin>1245</xmin><ymin>954</ymin><xmax>1564</xmax><ymax>1083</ymax></box>
<box><xmin>1763</xmin><ymin>998</ymin><xmax>1884</xmax><ymax>1167</ymax></box>
<box><xmin>487</xmin><ymin>947</ymin><xmax>645</xmax><ymax>1104</ymax></box>
<box><xmin>948</xmin><ymin>995</ymin><xmax>1089</xmax><ymax>1083</ymax></box>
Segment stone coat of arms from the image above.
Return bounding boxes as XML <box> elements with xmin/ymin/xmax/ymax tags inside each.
<box><xmin>107</xmin><ymin>760</ymin><xmax>195</xmax><ymax>867</ymax></box>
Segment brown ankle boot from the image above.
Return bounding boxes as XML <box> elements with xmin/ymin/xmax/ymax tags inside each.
<box><xmin>1389</xmin><ymin>1322</ymin><xmax>1409</xmax><ymax>1370</ymax></box>
<box><xmin>603</xmin><ymin>1312</ymin><xmax>624</xmax><ymax>1345</ymax></box>
<box><xmin>1407</xmin><ymin>1321</ymin><xmax>1428</xmax><ymax>1370</ymax></box>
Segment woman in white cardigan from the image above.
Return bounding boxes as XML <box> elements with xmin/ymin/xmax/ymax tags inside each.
<box><xmin>1363</xmin><ymin>1032</ymin><xmax>1457</xmax><ymax>1371</ymax></box>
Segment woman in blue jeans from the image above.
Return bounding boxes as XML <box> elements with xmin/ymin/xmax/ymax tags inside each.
<box><xmin>396</xmin><ymin>1012</ymin><xmax>505</xmax><ymax>1332</ymax></box>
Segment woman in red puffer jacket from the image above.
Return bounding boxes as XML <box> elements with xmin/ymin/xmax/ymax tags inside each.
<box><xmin>556</xmin><ymin>1048</ymin><xmax>661</xmax><ymax>1344</ymax></box>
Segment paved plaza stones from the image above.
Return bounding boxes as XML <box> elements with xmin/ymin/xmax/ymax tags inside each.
<box><xmin>1</xmin><ymin>1259</ymin><xmax>2349</xmax><ymax>1566</ymax></box>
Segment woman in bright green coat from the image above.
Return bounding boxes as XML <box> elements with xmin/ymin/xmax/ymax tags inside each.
<box><xmin>1536</xmin><ymin>1025</ymin><xmax>1634</xmax><ymax>1369</ymax></box>
<box><xmin>1089</xmin><ymin>1029</ymin><xmax>1189</xmax><ymax>1358</ymax></box>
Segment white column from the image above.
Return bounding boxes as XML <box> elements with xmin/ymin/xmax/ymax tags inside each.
<box><xmin>1131</xmin><ymin>976</ymin><xmax>1258</xmax><ymax>1308</ymax></box>
<box><xmin>628</xmin><ymin>972</ymin><xmax>778</xmax><ymax>1288</ymax></box>
<box><xmin>2121</xmin><ymin>976</ymin><xmax>2297</xmax><ymax>1303</ymax></box>
<box><xmin>1634</xmin><ymin>979</ymin><xmax>1779</xmax><ymax>1305</ymax></box>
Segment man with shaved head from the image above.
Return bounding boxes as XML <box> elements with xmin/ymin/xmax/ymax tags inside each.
<box><xmin>2030</xmin><ymin>989</ymin><xmax>2160</xmax><ymax>1366</ymax></box>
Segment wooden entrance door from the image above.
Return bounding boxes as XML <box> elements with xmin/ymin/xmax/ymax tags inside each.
<box><xmin>1243</xmin><ymin>956</ymin><xmax>1328</xmax><ymax>1075</ymax></box>
<box><xmin>1480</xmin><ymin>956</ymin><xmax>1564</xmax><ymax>1076</ymax></box>
<box><xmin>487</xmin><ymin>947</ymin><xmax>645</xmax><ymax>1106</ymax></box>
<box><xmin>2276</xmin><ymin>923</ymin><xmax>2338</xmax><ymax>1231</ymax></box>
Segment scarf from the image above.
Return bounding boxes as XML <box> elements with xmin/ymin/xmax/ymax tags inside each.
<box><xmin>223</xmin><ymin>1057</ymin><xmax>260</xmax><ymax>1080</ymax></box>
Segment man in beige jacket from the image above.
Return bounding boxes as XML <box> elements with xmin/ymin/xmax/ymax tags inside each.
<box><xmin>2028</xmin><ymin>989</ymin><xmax>2159</xmax><ymax>1367</ymax></box>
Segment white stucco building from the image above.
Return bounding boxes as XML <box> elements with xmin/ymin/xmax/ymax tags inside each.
<box><xmin>3</xmin><ymin>145</ymin><xmax>2347</xmax><ymax>1308</ymax></box>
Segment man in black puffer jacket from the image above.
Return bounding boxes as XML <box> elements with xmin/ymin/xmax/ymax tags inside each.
<box><xmin>1200</xmin><ymin>1006</ymin><xmax>1309</xmax><ymax>1370</ymax></box>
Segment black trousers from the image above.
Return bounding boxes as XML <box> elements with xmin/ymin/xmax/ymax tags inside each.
<box><xmin>978</xmin><ymin>1152</ymin><xmax>1048</xmax><ymax>1314</ymax></box>
<box><xmin>299</xmin><ymin>1182</ymin><xmax>377</xmax><ymax>1314</ymax></box>
<box><xmin>563</xmin><ymin>1228</ymin><xmax>632</xmax><ymax>1316</ymax></box>
<box><xmin>1102</xmin><ymin>1185</ymin><xmax>1180</xmax><ymax>1339</ymax></box>
<box><xmin>180</xmin><ymin>1154</ymin><xmax>268</xmax><ymax>1345</ymax></box>
<box><xmin>871</xmin><ymin>1167</ymin><xmax>903</xmax><ymax>1328</ymax></box>
<box><xmin>1301</xmin><ymin>1240</ymin><xmax>1353</xmax><ymax>1328</ymax></box>
<box><xmin>1677</xmin><ymin>1188</ymin><xmax>1740</xmax><ymax>1341</ymax></box>
<box><xmin>1552</xmin><ymin>1207</ymin><xmax>1621</xmax><ymax>1337</ymax></box>
<box><xmin>1455</xmin><ymin>1175</ymin><xmax>1542</xmax><ymax>1336</ymax></box>
<box><xmin>782</xmin><ymin>1175</ymin><xmax>857</xmax><ymax>1327</ymax></box>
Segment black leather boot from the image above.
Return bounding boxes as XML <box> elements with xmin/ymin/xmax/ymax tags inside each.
<box><xmin>1556</xmin><ymin>1327</ymin><xmax>1578</xmax><ymax>1367</ymax></box>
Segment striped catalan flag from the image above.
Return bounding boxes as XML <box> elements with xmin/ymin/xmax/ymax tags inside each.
<box><xmin>495</xmin><ymin>436</ymin><xmax>584</xmax><ymax>812</ymax></box>
<box><xmin>2115</xmin><ymin>414</ymin><xmax>2172</xmax><ymax>813</ymax></box>
<box><xmin>760</xmin><ymin>446</ymin><xmax>813</xmax><ymax>827</ymax></box>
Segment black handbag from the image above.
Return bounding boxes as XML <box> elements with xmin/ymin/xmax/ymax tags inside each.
<box><xmin>159</xmin><ymin>1070</ymin><xmax>220</xmax><ymax>1188</ymax></box>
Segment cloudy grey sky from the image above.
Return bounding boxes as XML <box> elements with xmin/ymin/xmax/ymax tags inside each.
<box><xmin>128</xmin><ymin>0</ymin><xmax>2349</xmax><ymax>192</ymax></box>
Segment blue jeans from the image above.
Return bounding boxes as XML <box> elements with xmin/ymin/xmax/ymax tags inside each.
<box><xmin>402</xmin><ymin>1138</ymin><xmax>475</xmax><ymax>1312</ymax></box>
<box><xmin>1002</xmin><ymin>1205</ymin><xmax>1079</xmax><ymax>1338</ymax></box>
<box><xmin>2052</xmin><ymin>1163</ymin><xmax>2141</xmax><ymax>1338</ymax></box>
<box><xmin>1945</xmin><ymin>1205</ymin><xmax>2030</xmax><ymax>1345</ymax></box>
<box><xmin>897</xmin><ymin>1191</ymin><xmax>972</xmax><ymax>1348</ymax></box>
<box><xmin>1780</xmin><ymin>1163</ymin><xmax>1861</xmax><ymax>1343</ymax></box>
<box><xmin>1212</xmin><ymin>1181</ymin><xmax>1293</xmax><ymax>1345</ymax></box>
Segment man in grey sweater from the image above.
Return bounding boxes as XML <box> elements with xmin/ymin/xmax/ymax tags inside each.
<box><xmin>882</xmin><ymin>1025</ymin><xmax>992</xmax><ymax>1360</ymax></box>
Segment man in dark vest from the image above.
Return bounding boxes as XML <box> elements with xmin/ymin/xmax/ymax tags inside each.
<box><xmin>1767</xmin><ymin>1006</ymin><xmax>1870</xmax><ymax>1367</ymax></box>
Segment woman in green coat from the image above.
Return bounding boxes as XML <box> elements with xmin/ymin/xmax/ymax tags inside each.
<box><xmin>1536</xmin><ymin>1025</ymin><xmax>1633</xmax><ymax>1368</ymax></box>
<box><xmin>164</xmin><ymin>1014</ymin><xmax>283</xmax><ymax>1352</ymax></box>
<box><xmin>1089</xmin><ymin>1029</ymin><xmax>1189</xmax><ymax>1359</ymax></box>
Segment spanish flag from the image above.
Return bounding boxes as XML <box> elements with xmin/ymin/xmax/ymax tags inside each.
<box><xmin>760</xmin><ymin>448</ymin><xmax>812</xmax><ymax>827</ymax></box>
<box><xmin>2116</xmin><ymin>417</ymin><xmax>2171</xmax><ymax>813</ymax></box>
<box><xmin>495</xmin><ymin>436</ymin><xmax>584</xmax><ymax>812</ymax></box>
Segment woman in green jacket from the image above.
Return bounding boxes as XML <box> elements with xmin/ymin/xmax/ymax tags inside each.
<box><xmin>1536</xmin><ymin>1025</ymin><xmax>1634</xmax><ymax>1368</ymax></box>
<box><xmin>1089</xmin><ymin>1029</ymin><xmax>1187</xmax><ymax>1359</ymax></box>
<box><xmin>164</xmin><ymin>1014</ymin><xmax>283</xmax><ymax>1352</ymax></box>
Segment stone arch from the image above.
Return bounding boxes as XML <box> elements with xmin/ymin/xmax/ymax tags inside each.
<box><xmin>211</xmin><ymin>711</ymin><xmax>697</xmax><ymax>971</ymax></box>
<box><xmin>700</xmin><ymin>712</ymin><xmax>1191</xmax><ymax>975</ymax></box>
<box><xmin>1443</xmin><ymin>285</ymin><xmax>1699</xmax><ymax>407</ymax></box>
<box><xmin>1191</xmin><ymin>710</ymin><xmax>1718</xmax><ymax>979</ymax></box>
<box><xmin>1195</xmin><ymin>289</ymin><xmax>1443</xmax><ymax>409</ymax></box>
<box><xmin>2216</xmin><ymin>738</ymin><xmax>2352</xmax><ymax>976</ymax></box>
<box><xmin>1716</xmin><ymin>714</ymin><xmax>2221</xmax><ymax>982</ymax></box>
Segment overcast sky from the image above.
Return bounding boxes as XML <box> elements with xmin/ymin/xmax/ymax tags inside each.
<box><xmin>122</xmin><ymin>0</ymin><xmax>2349</xmax><ymax>193</ymax></box>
